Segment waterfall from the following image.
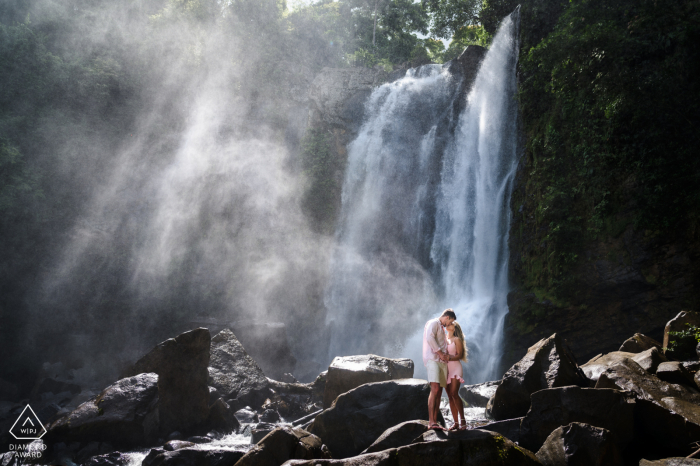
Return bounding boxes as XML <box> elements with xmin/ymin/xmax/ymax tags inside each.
<box><xmin>325</xmin><ymin>8</ymin><xmax>520</xmax><ymax>383</ymax></box>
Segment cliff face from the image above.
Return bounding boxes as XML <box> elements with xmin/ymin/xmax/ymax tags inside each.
<box><xmin>495</xmin><ymin>0</ymin><xmax>700</xmax><ymax>371</ymax></box>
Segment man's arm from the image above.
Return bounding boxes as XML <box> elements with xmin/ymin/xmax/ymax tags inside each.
<box><xmin>426</xmin><ymin>321</ymin><xmax>447</xmax><ymax>360</ymax></box>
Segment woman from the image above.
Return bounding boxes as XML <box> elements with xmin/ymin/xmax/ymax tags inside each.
<box><xmin>445</xmin><ymin>321</ymin><xmax>468</xmax><ymax>431</ymax></box>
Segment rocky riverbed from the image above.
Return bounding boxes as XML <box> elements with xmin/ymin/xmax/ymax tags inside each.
<box><xmin>2</xmin><ymin>311</ymin><xmax>700</xmax><ymax>465</ymax></box>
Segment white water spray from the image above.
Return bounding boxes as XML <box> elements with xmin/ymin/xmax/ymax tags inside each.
<box><xmin>325</xmin><ymin>8</ymin><xmax>520</xmax><ymax>382</ymax></box>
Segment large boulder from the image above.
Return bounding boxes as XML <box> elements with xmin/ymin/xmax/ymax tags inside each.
<box><xmin>309</xmin><ymin>378</ymin><xmax>440</xmax><ymax>458</ymax></box>
<box><xmin>123</xmin><ymin>328</ymin><xmax>211</xmax><ymax>435</ymax></box>
<box><xmin>234</xmin><ymin>426</ymin><xmax>329</xmax><ymax>466</ymax></box>
<box><xmin>286</xmin><ymin>428</ymin><xmax>540</xmax><ymax>466</ymax></box>
<box><xmin>207</xmin><ymin>329</ymin><xmax>271</xmax><ymax>411</ymax></box>
<box><xmin>323</xmin><ymin>354</ymin><xmax>414</xmax><ymax>409</ymax></box>
<box><xmin>361</xmin><ymin>420</ymin><xmax>430</xmax><ymax>454</ymax></box>
<box><xmin>535</xmin><ymin>422</ymin><xmax>624</xmax><ymax>466</ymax></box>
<box><xmin>47</xmin><ymin>373</ymin><xmax>159</xmax><ymax>447</ymax></box>
<box><xmin>476</xmin><ymin>418</ymin><xmax>523</xmax><ymax>444</ymax></box>
<box><xmin>655</xmin><ymin>361</ymin><xmax>695</xmax><ymax>386</ymax></box>
<box><xmin>519</xmin><ymin>386</ymin><xmax>635</xmax><ymax>452</ymax></box>
<box><xmin>459</xmin><ymin>380</ymin><xmax>500</xmax><ymax>408</ymax></box>
<box><xmin>487</xmin><ymin>334</ymin><xmax>588</xmax><ymax>420</ymax></box>
<box><xmin>595</xmin><ymin>358</ymin><xmax>700</xmax><ymax>455</ymax></box>
<box><xmin>664</xmin><ymin>311</ymin><xmax>700</xmax><ymax>357</ymax></box>
<box><xmin>205</xmin><ymin>398</ymin><xmax>239</xmax><ymax>433</ymax></box>
<box><xmin>142</xmin><ymin>448</ymin><xmax>244</xmax><ymax>466</ymax></box>
<box><xmin>619</xmin><ymin>334</ymin><xmax>662</xmax><ymax>353</ymax></box>
<box><xmin>582</xmin><ymin>348</ymin><xmax>667</xmax><ymax>381</ymax></box>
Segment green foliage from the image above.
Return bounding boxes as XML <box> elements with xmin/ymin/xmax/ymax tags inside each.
<box><xmin>441</xmin><ymin>24</ymin><xmax>491</xmax><ymax>61</ymax></box>
<box><xmin>516</xmin><ymin>0</ymin><xmax>700</xmax><ymax>299</ymax></box>
<box><xmin>666</xmin><ymin>324</ymin><xmax>700</xmax><ymax>360</ymax></box>
<box><xmin>423</xmin><ymin>0</ymin><xmax>481</xmax><ymax>39</ymax></box>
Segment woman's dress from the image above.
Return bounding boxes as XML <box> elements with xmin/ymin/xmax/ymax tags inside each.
<box><xmin>447</xmin><ymin>340</ymin><xmax>465</xmax><ymax>384</ymax></box>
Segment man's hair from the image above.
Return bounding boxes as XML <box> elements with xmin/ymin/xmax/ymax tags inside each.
<box><xmin>441</xmin><ymin>308</ymin><xmax>456</xmax><ymax>320</ymax></box>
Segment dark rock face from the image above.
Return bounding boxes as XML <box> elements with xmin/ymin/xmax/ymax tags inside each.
<box><xmin>288</xmin><ymin>429</ymin><xmax>540</xmax><ymax>465</ymax></box>
<box><xmin>235</xmin><ymin>425</ymin><xmax>330</xmax><ymax>466</ymax></box>
<box><xmin>459</xmin><ymin>380</ymin><xmax>500</xmax><ymax>408</ymax></box>
<box><xmin>519</xmin><ymin>386</ymin><xmax>635</xmax><ymax>452</ymax></box>
<box><xmin>124</xmin><ymin>328</ymin><xmax>211</xmax><ymax>435</ymax></box>
<box><xmin>250</xmin><ymin>422</ymin><xmax>276</xmax><ymax>444</ymax></box>
<box><xmin>82</xmin><ymin>452</ymin><xmax>132</xmax><ymax>466</ymax></box>
<box><xmin>323</xmin><ymin>354</ymin><xmax>414</xmax><ymax>408</ymax></box>
<box><xmin>48</xmin><ymin>373</ymin><xmax>159</xmax><ymax>447</ymax></box>
<box><xmin>361</xmin><ymin>420</ymin><xmax>430</xmax><ymax>454</ymax></box>
<box><xmin>595</xmin><ymin>358</ymin><xmax>700</xmax><ymax>455</ymax></box>
<box><xmin>208</xmin><ymin>329</ymin><xmax>271</xmax><ymax>410</ymax></box>
<box><xmin>142</xmin><ymin>448</ymin><xmax>244</xmax><ymax>466</ymax></box>
<box><xmin>619</xmin><ymin>333</ymin><xmax>662</xmax><ymax>353</ymax></box>
<box><xmin>488</xmin><ymin>334</ymin><xmax>588</xmax><ymax>420</ymax></box>
<box><xmin>535</xmin><ymin>422</ymin><xmax>624</xmax><ymax>466</ymax></box>
<box><xmin>310</xmin><ymin>378</ymin><xmax>440</xmax><ymax>458</ymax></box>
<box><xmin>205</xmin><ymin>398</ymin><xmax>239</xmax><ymax>433</ymax></box>
<box><xmin>655</xmin><ymin>361</ymin><xmax>695</xmax><ymax>386</ymax></box>
<box><xmin>476</xmin><ymin>418</ymin><xmax>523</xmax><ymax>444</ymax></box>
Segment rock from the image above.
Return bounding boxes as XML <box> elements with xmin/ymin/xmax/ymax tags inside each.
<box><xmin>166</xmin><ymin>431</ymin><xmax>183</xmax><ymax>441</ymax></box>
<box><xmin>235</xmin><ymin>425</ymin><xmax>329</xmax><ymax>466</ymax></box>
<box><xmin>82</xmin><ymin>451</ymin><xmax>132</xmax><ymax>466</ymax></box>
<box><xmin>208</xmin><ymin>329</ymin><xmax>271</xmax><ymax>411</ymax></box>
<box><xmin>488</xmin><ymin>334</ymin><xmax>588</xmax><ymax>420</ymax></box>
<box><xmin>361</xmin><ymin>420</ymin><xmax>430</xmax><ymax>454</ymax></box>
<box><xmin>280</xmin><ymin>373</ymin><xmax>298</xmax><ymax>383</ymax></box>
<box><xmin>234</xmin><ymin>408</ymin><xmax>258</xmax><ymax>424</ymax></box>
<box><xmin>595</xmin><ymin>358</ymin><xmax>700</xmax><ymax>455</ymax></box>
<box><xmin>323</xmin><ymin>354</ymin><xmax>414</xmax><ymax>408</ymax></box>
<box><xmin>75</xmin><ymin>441</ymin><xmax>115</xmax><ymax>463</ymax></box>
<box><xmin>519</xmin><ymin>386</ymin><xmax>635</xmax><ymax>452</ymax></box>
<box><xmin>229</xmin><ymin>322</ymin><xmax>297</xmax><ymax>380</ymax></box>
<box><xmin>186</xmin><ymin>436</ymin><xmax>212</xmax><ymax>444</ymax></box>
<box><xmin>684</xmin><ymin>361</ymin><xmax>700</xmax><ymax>373</ymax></box>
<box><xmin>459</xmin><ymin>380</ymin><xmax>500</xmax><ymax>408</ymax></box>
<box><xmin>251</xmin><ymin>422</ymin><xmax>277</xmax><ymax>444</ymax></box>
<box><xmin>632</xmin><ymin>347</ymin><xmax>668</xmax><ymax>374</ymax></box>
<box><xmin>141</xmin><ymin>448</ymin><xmax>166</xmax><ymax>466</ymax></box>
<box><xmin>619</xmin><ymin>333</ymin><xmax>662</xmax><ymax>353</ymax></box>
<box><xmin>696</xmin><ymin>370</ymin><xmax>700</xmax><ymax>391</ymax></box>
<box><xmin>582</xmin><ymin>349</ymin><xmax>667</xmax><ymax>381</ymax></box>
<box><xmin>260</xmin><ymin>408</ymin><xmax>280</xmax><ymax>423</ymax></box>
<box><xmin>640</xmin><ymin>459</ymin><xmax>700</xmax><ymax>465</ymax></box>
<box><xmin>0</xmin><ymin>452</ymin><xmax>18</xmax><ymax>466</ymax></box>
<box><xmin>47</xmin><ymin>373</ymin><xmax>159</xmax><ymax>447</ymax></box>
<box><xmin>310</xmin><ymin>378</ymin><xmax>441</xmax><ymax>458</ymax></box>
<box><xmin>535</xmin><ymin>422</ymin><xmax>624</xmax><ymax>466</ymax></box>
<box><xmin>476</xmin><ymin>417</ymin><xmax>523</xmax><ymax>444</ymax></box>
<box><xmin>123</xmin><ymin>328</ymin><xmax>211</xmax><ymax>435</ymax></box>
<box><xmin>163</xmin><ymin>440</ymin><xmax>195</xmax><ymax>451</ymax></box>
<box><xmin>142</xmin><ymin>448</ymin><xmax>244</xmax><ymax>466</ymax></box>
<box><xmin>286</xmin><ymin>428</ymin><xmax>540</xmax><ymax>466</ymax></box>
<box><xmin>664</xmin><ymin>311</ymin><xmax>700</xmax><ymax>357</ymax></box>
<box><xmin>208</xmin><ymin>386</ymin><xmax>220</xmax><ymax>405</ymax></box>
<box><xmin>655</xmin><ymin>361</ymin><xmax>695</xmax><ymax>386</ymax></box>
<box><xmin>205</xmin><ymin>398</ymin><xmax>239</xmax><ymax>433</ymax></box>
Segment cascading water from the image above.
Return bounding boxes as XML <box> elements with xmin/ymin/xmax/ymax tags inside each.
<box><xmin>324</xmin><ymin>7</ymin><xmax>520</xmax><ymax>383</ymax></box>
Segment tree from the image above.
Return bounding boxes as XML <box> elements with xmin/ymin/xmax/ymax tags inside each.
<box><xmin>423</xmin><ymin>0</ymin><xmax>481</xmax><ymax>39</ymax></box>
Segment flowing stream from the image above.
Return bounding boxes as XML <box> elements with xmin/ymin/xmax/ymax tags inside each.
<box><xmin>325</xmin><ymin>8</ymin><xmax>521</xmax><ymax>383</ymax></box>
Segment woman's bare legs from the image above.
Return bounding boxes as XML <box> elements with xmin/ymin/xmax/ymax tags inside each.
<box><xmin>446</xmin><ymin>378</ymin><xmax>465</xmax><ymax>429</ymax></box>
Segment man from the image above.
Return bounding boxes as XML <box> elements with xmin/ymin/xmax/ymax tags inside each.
<box><xmin>423</xmin><ymin>308</ymin><xmax>456</xmax><ymax>430</ymax></box>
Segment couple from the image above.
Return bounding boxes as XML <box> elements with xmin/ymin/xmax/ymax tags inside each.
<box><xmin>423</xmin><ymin>308</ymin><xmax>469</xmax><ymax>431</ymax></box>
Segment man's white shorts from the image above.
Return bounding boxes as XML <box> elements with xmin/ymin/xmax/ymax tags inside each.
<box><xmin>426</xmin><ymin>360</ymin><xmax>448</xmax><ymax>388</ymax></box>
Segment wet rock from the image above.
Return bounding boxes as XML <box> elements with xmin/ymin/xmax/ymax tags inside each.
<box><xmin>250</xmin><ymin>422</ymin><xmax>277</xmax><ymax>444</ymax></box>
<box><xmin>287</xmin><ymin>428</ymin><xmax>539</xmax><ymax>466</ymax></box>
<box><xmin>656</xmin><ymin>361</ymin><xmax>695</xmax><ymax>386</ymax></box>
<box><xmin>310</xmin><ymin>378</ymin><xmax>441</xmax><ymax>458</ymax></box>
<box><xmin>361</xmin><ymin>420</ymin><xmax>430</xmax><ymax>454</ymax></box>
<box><xmin>0</xmin><ymin>452</ymin><xmax>18</xmax><ymax>466</ymax></box>
<box><xmin>619</xmin><ymin>333</ymin><xmax>662</xmax><ymax>354</ymax></box>
<box><xmin>519</xmin><ymin>386</ymin><xmax>635</xmax><ymax>452</ymax></box>
<box><xmin>234</xmin><ymin>408</ymin><xmax>258</xmax><ymax>423</ymax></box>
<box><xmin>208</xmin><ymin>329</ymin><xmax>271</xmax><ymax>411</ymax></box>
<box><xmin>163</xmin><ymin>440</ymin><xmax>195</xmax><ymax>451</ymax></box>
<box><xmin>260</xmin><ymin>408</ymin><xmax>280</xmax><ymax>423</ymax></box>
<box><xmin>323</xmin><ymin>354</ymin><xmax>414</xmax><ymax>409</ymax></box>
<box><xmin>205</xmin><ymin>398</ymin><xmax>239</xmax><ymax>433</ymax></box>
<box><xmin>488</xmin><ymin>334</ymin><xmax>588</xmax><ymax>420</ymax></box>
<box><xmin>235</xmin><ymin>425</ymin><xmax>329</xmax><ymax>466</ymax></box>
<box><xmin>640</xmin><ymin>459</ymin><xmax>700</xmax><ymax>465</ymax></box>
<box><xmin>47</xmin><ymin>373</ymin><xmax>159</xmax><ymax>447</ymax></box>
<box><xmin>476</xmin><ymin>417</ymin><xmax>523</xmax><ymax>444</ymax></box>
<box><xmin>123</xmin><ymin>328</ymin><xmax>210</xmax><ymax>435</ymax></box>
<box><xmin>82</xmin><ymin>451</ymin><xmax>132</xmax><ymax>466</ymax></box>
<box><xmin>142</xmin><ymin>448</ymin><xmax>244</xmax><ymax>466</ymax></box>
<box><xmin>75</xmin><ymin>441</ymin><xmax>115</xmax><ymax>463</ymax></box>
<box><xmin>186</xmin><ymin>436</ymin><xmax>212</xmax><ymax>444</ymax></box>
<box><xmin>142</xmin><ymin>447</ymin><xmax>166</xmax><ymax>466</ymax></box>
<box><xmin>265</xmin><ymin>378</ymin><xmax>318</xmax><ymax>418</ymax></box>
<box><xmin>664</xmin><ymin>311</ymin><xmax>700</xmax><ymax>357</ymax></box>
<box><xmin>536</xmin><ymin>422</ymin><xmax>624</xmax><ymax>466</ymax></box>
<box><xmin>595</xmin><ymin>358</ymin><xmax>700</xmax><ymax>455</ymax></box>
<box><xmin>459</xmin><ymin>380</ymin><xmax>500</xmax><ymax>407</ymax></box>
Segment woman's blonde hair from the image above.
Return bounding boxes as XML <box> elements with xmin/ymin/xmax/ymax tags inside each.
<box><xmin>451</xmin><ymin>322</ymin><xmax>469</xmax><ymax>363</ymax></box>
